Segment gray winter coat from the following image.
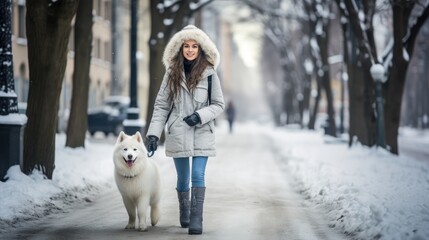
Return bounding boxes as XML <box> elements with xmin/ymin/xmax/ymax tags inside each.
<box><xmin>146</xmin><ymin>25</ymin><xmax>225</xmax><ymax>157</ymax></box>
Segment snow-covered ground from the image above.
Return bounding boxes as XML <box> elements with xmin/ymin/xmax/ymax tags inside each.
<box><xmin>0</xmin><ymin>134</ymin><xmax>115</xmax><ymax>231</ymax></box>
<box><xmin>0</xmin><ymin>121</ymin><xmax>428</xmax><ymax>240</ymax></box>
<box><xmin>268</xmin><ymin>125</ymin><xmax>429</xmax><ymax>240</ymax></box>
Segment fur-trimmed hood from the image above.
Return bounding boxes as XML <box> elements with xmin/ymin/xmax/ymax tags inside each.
<box><xmin>162</xmin><ymin>25</ymin><xmax>220</xmax><ymax>70</ymax></box>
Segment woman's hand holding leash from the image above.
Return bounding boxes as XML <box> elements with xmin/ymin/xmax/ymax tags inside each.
<box><xmin>146</xmin><ymin>135</ymin><xmax>159</xmax><ymax>157</ymax></box>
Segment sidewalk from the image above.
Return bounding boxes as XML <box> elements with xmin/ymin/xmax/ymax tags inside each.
<box><xmin>398</xmin><ymin>127</ymin><xmax>429</xmax><ymax>163</ymax></box>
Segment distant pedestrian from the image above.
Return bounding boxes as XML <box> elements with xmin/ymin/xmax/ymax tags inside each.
<box><xmin>226</xmin><ymin>101</ymin><xmax>236</xmax><ymax>133</ymax></box>
<box><xmin>145</xmin><ymin>25</ymin><xmax>225</xmax><ymax>235</ymax></box>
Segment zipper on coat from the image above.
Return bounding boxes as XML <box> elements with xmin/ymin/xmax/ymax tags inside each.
<box><xmin>165</xmin><ymin>104</ymin><xmax>174</xmax><ymax>124</ymax></box>
<box><xmin>208</xmin><ymin>121</ymin><xmax>213</xmax><ymax>133</ymax></box>
<box><xmin>168</xmin><ymin>116</ymin><xmax>179</xmax><ymax>134</ymax></box>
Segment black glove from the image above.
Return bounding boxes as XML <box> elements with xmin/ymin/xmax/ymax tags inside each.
<box><xmin>146</xmin><ymin>135</ymin><xmax>159</xmax><ymax>156</ymax></box>
<box><xmin>183</xmin><ymin>112</ymin><xmax>201</xmax><ymax>127</ymax></box>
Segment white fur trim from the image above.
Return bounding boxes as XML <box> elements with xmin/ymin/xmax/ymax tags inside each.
<box><xmin>162</xmin><ymin>25</ymin><xmax>220</xmax><ymax>70</ymax></box>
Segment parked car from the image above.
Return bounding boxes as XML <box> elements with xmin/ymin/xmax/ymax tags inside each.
<box><xmin>87</xmin><ymin>96</ymin><xmax>130</xmax><ymax>137</ymax></box>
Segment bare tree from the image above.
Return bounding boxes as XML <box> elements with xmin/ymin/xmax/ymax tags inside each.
<box><xmin>336</xmin><ymin>0</ymin><xmax>429</xmax><ymax>153</ymax></box>
<box><xmin>302</xmin><ymin>0</ymin><xmax>337</xmax><ymax>136</ymax></box>
<box><xmin>261</xmin><ymin>35</ymin><xmax>284</xmax><ymax>126</ymax></box>
<box><xmin>145</xmin><ymin>0</ymin><xmax>213</xmax><ymax>141</ymax></box>
<box><xmin>335</xmin><ymin>0</ymin><xmax>378</xmax><ymax>147</ymax></box>
<box><xmin>23</xmin><ymin>0</ymin><xmax>79</xmax><ymax>179</ymax></box>
<box><xmin>383</xmin><ymin>1</ymin><xmax>429</xmax><ymax>154</ymax></box>
<box><xmin>245</xmin><ymin>0</ymin><xmax>337</xmax><ymax>135</ymax></box>
<box><xmin>402</xmin><ymin>24</ymin><xmax>429</xmax><ymax>129</ymax></box>
<box><xmin>66</xmin><ymin>0</ymin><xmax>94</xmax><ymax>148</ymax></box>
<box><xmin>244</xmin><ymin>0</ymin><xmax>303</xmax><ymax>126</ymax></box>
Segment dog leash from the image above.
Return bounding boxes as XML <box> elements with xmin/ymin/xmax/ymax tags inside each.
<box><xmin>147</xmin><ymin>151</ymin><xmax>154</xmax><ymax>157</ymax></box>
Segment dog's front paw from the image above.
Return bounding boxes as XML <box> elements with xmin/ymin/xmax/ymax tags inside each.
<box><xmin>138</xmin><ymin>224</ymin><xmax>148</xmax><ymax>232</ymax></box>
<box><xmin>125</xmin><ymin>223</ymin><xmax>135</xmax><ymax>229</ymax></box>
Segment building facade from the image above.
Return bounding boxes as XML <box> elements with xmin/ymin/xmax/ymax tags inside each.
<box><xmin>10</xmin><ymin>0</ymin><xmax>151</xmax><ymax>132</ymax></box>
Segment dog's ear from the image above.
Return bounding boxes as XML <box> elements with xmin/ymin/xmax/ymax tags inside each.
<box><xmin>117</xmin><ymin>131</ymin><xmax>127</xmax><ymax>144</ymax></box>
<box><xmin>134</xmin><ymin>131</ymin><xmax>142</xmax><ymax>143</ymax></box>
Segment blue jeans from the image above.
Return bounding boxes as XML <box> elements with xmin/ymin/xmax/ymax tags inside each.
<box><xmin>173</xmin><ymin>156</ymin><xmax>208</xmax><ymax>192</ymax></box>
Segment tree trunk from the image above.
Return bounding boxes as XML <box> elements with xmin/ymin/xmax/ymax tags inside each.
<box><xmin>23</xmin><ymin>0</ymin><xmax>78</xmax><ymax>179</ymax></box>
<box><xmin>283</xmin><ymin>66</ymin><xmax>295</xmax><ymax>125</ymax></box>
<box><xmin>302</xmin><ymin>75</ymin><xmax>311</xmax><ymax>127</ymax></box>
<box><xmin>66</xmin><ymin>0</ymin><xmax>93</xmax><ymax>148</ymax></box>
<box><xmin>318</xmin><ymin>30</ymin><xmax>337</xmax><ymax>137</ymax></box>
<box><xmin>384</xmin><ymin>2</ymin><xmax>429</xmax><ymax>154</ymax></box>
<box><xmin>346</xmin><ymin>48</ymin><xmax>375</xmax><ymax>147</ymax></box>
<box><xmin>145</xmin><ymin>1</ymin><xmax>167</xmax><ymax>141</ymax></box>
<box><xmin>146</xmin><ymin>40</ymin><xmax>166</xmax><ymax>141</ymax></box>
<box><xmin>384</xmin><ymin>3</ymin><xmax>411</xmax><ymax>154</ymax></box>
<box><xmin>308</xmin><ymin>75</ymin><xmax>321</xmax><ymax>130</ymax></box>
<box><xmin>336</xmin><ymin>0</ymin><xmax>377</xmax><ymax>147</ymax></box>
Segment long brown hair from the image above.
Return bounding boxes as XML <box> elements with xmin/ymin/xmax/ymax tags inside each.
<box><xmin>167</xmin><ymin>44</ymin><xmax>211</xmax><ymax>102</ymax></box>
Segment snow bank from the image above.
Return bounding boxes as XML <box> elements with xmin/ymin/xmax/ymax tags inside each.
<box><xmin>0</xmin><ymin>134</ymin><xmax>115</xmax><ymax>231</ymax></box>
<box><xmin>267</xmin><ymin>126</ymin><xmax>429</xmax><ymax>240</ymax></box>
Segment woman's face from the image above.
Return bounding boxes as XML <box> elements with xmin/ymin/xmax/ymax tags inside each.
<box><xmin>182</xmin><ymin>40</ymin><xmax>199</xmax><ymax>61</ymax></box>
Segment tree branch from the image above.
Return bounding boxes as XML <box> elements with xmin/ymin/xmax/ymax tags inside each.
<box><xmin>404</xmin><ymin>3</ymin><xmax>429</xmax><ymax>56</ymax></box>
<box><xmin>242</xmin><ymin>0</ymin><xmax>301</xmax><ymax>20</ymax></box>
<box><xmin>189</xmin><ymin>0</ymin><xmax>214</xmax><ymax>13</ymax></box>
<box><xmin>341</xmin><ymin>0</ymin><xmax>375</xmax><ymax>64</ymax></box>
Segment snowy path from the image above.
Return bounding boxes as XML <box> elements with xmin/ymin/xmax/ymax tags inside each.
<box><xmin>1</xmin><ymin>125</ymin><xmax>347</xmax><ymax>240</ymax></box>
<box><xmin>399</xmin><ymin>137</ymin><xmax>429</xmax><ymax>163</ymax></box>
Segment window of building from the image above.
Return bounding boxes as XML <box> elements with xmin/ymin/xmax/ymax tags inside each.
<box><xmin>16</xmin><ymin>63</ymin><xmax>29</xmax><ymax>102</ymax></box>
<box><xmin>18</xmin><ymin>4</ymin><xmax>26</xmax><ymax>39</ymax></box>
<box><xmin>104</xmin><ymin>41</ymin><xmax>111</xmax><ymax>62</ymax></box>
<box><xmin>88</xmin><ymin>78</ymin><xmax>97</xmax><ymax>109</ymax></box>
<box><xmin>92</xmin><ymin>38</ymin><xmax>101</xmax><ymax>60</ymax></box>
<box><xmin>104</xmin><ymin>0</ymin><xmax>111</xmax><ymax>21</ymax></box>
<box><xmin>97</xmin><ymin>0</ymin><xmax>102</xmax><ymax>17</ymax></box>
<box><xmin>97</xmin><ymin>38</ymin><xmax>101</xmax><ymax>59</ymax></box>
<box><xmin>105</xmin><ymin>81</ymin><xmax>110</xmax><ymax>92</ymax></box>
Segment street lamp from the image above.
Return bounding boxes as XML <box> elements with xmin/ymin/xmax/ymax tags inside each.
<box><xmin>123</xmin><ymin>0</ymin><xmax>144</xmax><ymax>135</ymax></box>
<box><xmin>0</xmin><ymin>0</ymin><xmax>27</xmax><ymax>181</ymax></box>
<box><xmin>370</xmin><ymin>63</ymin><xmax>386</xmax><ymax>148</ymax></box>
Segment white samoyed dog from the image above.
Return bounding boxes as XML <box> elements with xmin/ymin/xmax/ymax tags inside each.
<box><xmin>113</xmin><ymin>131</ymin><xmax>161</xmax><ymax>232</ymax></box>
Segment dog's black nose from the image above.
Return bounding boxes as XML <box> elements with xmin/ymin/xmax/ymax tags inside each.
<box><xmin>127</xmin><ymin>154</ymin><xmax>133</xmax><ymax>160</ymax></box>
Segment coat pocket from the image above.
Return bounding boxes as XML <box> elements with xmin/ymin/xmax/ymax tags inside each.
<box><xmin>193</xmin><ymin>84</ymin><xmax>208</xmax><ymax>103</ymax></box>
<box><xmin>165</xmin><ymin>115</ymin><xmax>184</xmax><ymax>153</ymax></box>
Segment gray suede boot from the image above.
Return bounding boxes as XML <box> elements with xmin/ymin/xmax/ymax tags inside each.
<box><xmin>176</xmin><ymin>189</ymin><xmax>190</xmax><ymax>228</ymax></box>
<box><xmin>188</xmin><ymin>187</ymin><xmax>206</xmax><ymax>235</ymax></box>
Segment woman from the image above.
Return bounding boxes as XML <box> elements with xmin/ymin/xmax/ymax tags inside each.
<box><xmin>145</xmin><ymin>25</ymin><xmax>225</xmax><ymax>235</ymax></box>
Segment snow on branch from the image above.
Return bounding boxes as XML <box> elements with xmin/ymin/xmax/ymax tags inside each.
<box><xmin>164</xmin><ymin>0</ymin><xmax>181</xmax><ymax>9</ymax></box>
<box><xmin>264</xmin><ymin>28</ymin><xmax>282</xmax><ymax>48</ymax></box>
<box><xmin>242</xmin><ymin>0</ymin><xmax>300</xmax><ymax>20</ymax></box>
<box><xmin>336</xmin><ymin>0</ymin><xmax>376</xmax><ymax>65</ymax></box>
<box><xmin>381</xmin><ymin>2</ymin><xmax>429</xmax><ymax>77</ymax></box>
<box><xmin>403</xmin><ymin>3</ymin><xmax>429</xmax><ymax>55</ymax></box>
<box><xmin>188</xmin><ymin>0</ymin><xmax>213</xmax><ymax>12</ymax></box>
<box><xmin>163</xmin><ymin>18</ymin><xmax>174</xmax><ymax>26</ymax></box>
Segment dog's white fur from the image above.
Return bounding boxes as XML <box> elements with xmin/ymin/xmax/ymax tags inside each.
<box><xmin>113</xmin><ymin>131</ymin><xmax>161</xmax><ymax>231</ymax></box>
